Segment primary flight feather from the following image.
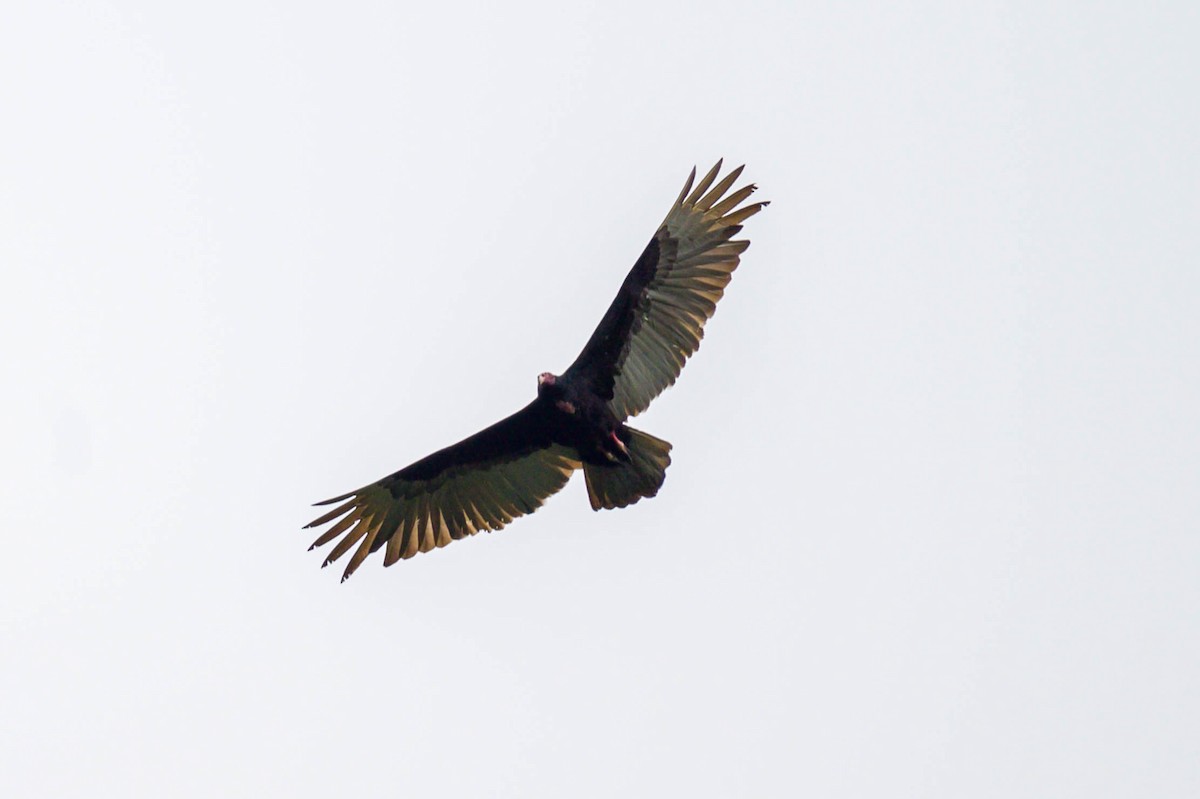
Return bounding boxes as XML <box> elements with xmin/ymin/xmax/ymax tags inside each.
<box><xmin>306</xmin><ymin>160</ymin><xmax>768</xmax><ymax>580</ymax></box>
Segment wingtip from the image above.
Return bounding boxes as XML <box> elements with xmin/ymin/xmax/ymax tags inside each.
<box><xmin>675</xmin><ymin>165</ymin><xmax>699</xmax><ymax>206</ymax></box>
<box><xmin>685</xmin><ymin>161</ymin><xmax>724</xmax><ymax>206</ymax></box>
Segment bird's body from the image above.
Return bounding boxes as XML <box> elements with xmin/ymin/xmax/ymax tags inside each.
<box><xmin>306</xmin><ymin>161</ymin><xmax>768</xmax><ymax>580</ymax></box>
<box><xmin>537</xmin><ymin>372</ymin><xmax>630</xmax><ymax>465</ymax></box>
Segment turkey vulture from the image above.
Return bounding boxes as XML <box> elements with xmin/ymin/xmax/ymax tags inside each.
<box><xmin>306</xmin><ymin>160</ymin><xmax>768</xmax><ymax>580</ymax></box>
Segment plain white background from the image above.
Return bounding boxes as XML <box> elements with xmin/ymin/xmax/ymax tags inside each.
<box><xmin>2</xmin><ymin>1</ymin><xmax>1197</xmax><ymax>795</ymax></box>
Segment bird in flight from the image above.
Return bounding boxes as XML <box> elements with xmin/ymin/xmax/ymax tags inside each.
<box><xmin>306</xmin><ymin>160</ymin><xmax>768</xmax><ymax>580</ymax></box>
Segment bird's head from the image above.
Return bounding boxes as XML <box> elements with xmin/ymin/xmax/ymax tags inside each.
<box><xmin>537</xmin><ymin>371</ymin><xmax>561</xmax><ymax>399</ymax></box>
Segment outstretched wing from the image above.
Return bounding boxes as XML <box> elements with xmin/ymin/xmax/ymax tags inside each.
<box><xmin>563</xmin><ymin>160</ymin><xmax>768</xmax><ymax>419</ymax></box>
<box><xmin>306</xmin><ymin>402</ymin><xmax>581</xmax><ymax>581</ymax></box>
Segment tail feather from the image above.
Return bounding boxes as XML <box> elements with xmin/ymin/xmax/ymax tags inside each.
<box><xmin>583</xmin><ymin>428</ymin><xmax>672</xmax><ymax>510</ymax></box>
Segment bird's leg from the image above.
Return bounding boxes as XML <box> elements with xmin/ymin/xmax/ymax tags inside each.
<box><xmin>609</xmin><ymin>430</ymin><xmax>630</xmax><ymax>459</ymax></box>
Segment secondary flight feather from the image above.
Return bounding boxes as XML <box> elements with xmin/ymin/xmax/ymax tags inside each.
<box><xmin>306</xmin><ymin>160</ymin><xmax>768</xmax><ymax>580</ymax></box>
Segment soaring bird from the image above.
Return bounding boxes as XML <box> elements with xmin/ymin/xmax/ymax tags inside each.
<box><xmin>306</xmin><ymin>161</ymin><xmax>768</xmax><ymax>580</ymax></box>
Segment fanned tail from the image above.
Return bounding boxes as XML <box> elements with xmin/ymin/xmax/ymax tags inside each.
<box><xmin>583</xmin><ymin>428</ymin><xmax>672</xmax><ymax>510</ymax></box>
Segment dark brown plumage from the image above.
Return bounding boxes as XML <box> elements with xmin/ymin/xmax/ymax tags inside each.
<box><xmin>306</xmin><ymin>161</ymin><xmax>768</xmax><ymax>580</ymax></box>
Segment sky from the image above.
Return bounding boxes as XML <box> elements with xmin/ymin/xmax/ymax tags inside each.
<box><xmin>2</xmin><ymin>1</ymin><xmax>1198</xmax><ymax>796</ymax></box>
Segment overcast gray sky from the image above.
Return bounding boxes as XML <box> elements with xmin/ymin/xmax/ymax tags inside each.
<box><xmin>3</xmin><ymin>1</ymin><xmax>1198</xmax><ymax>796</ymax></box>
